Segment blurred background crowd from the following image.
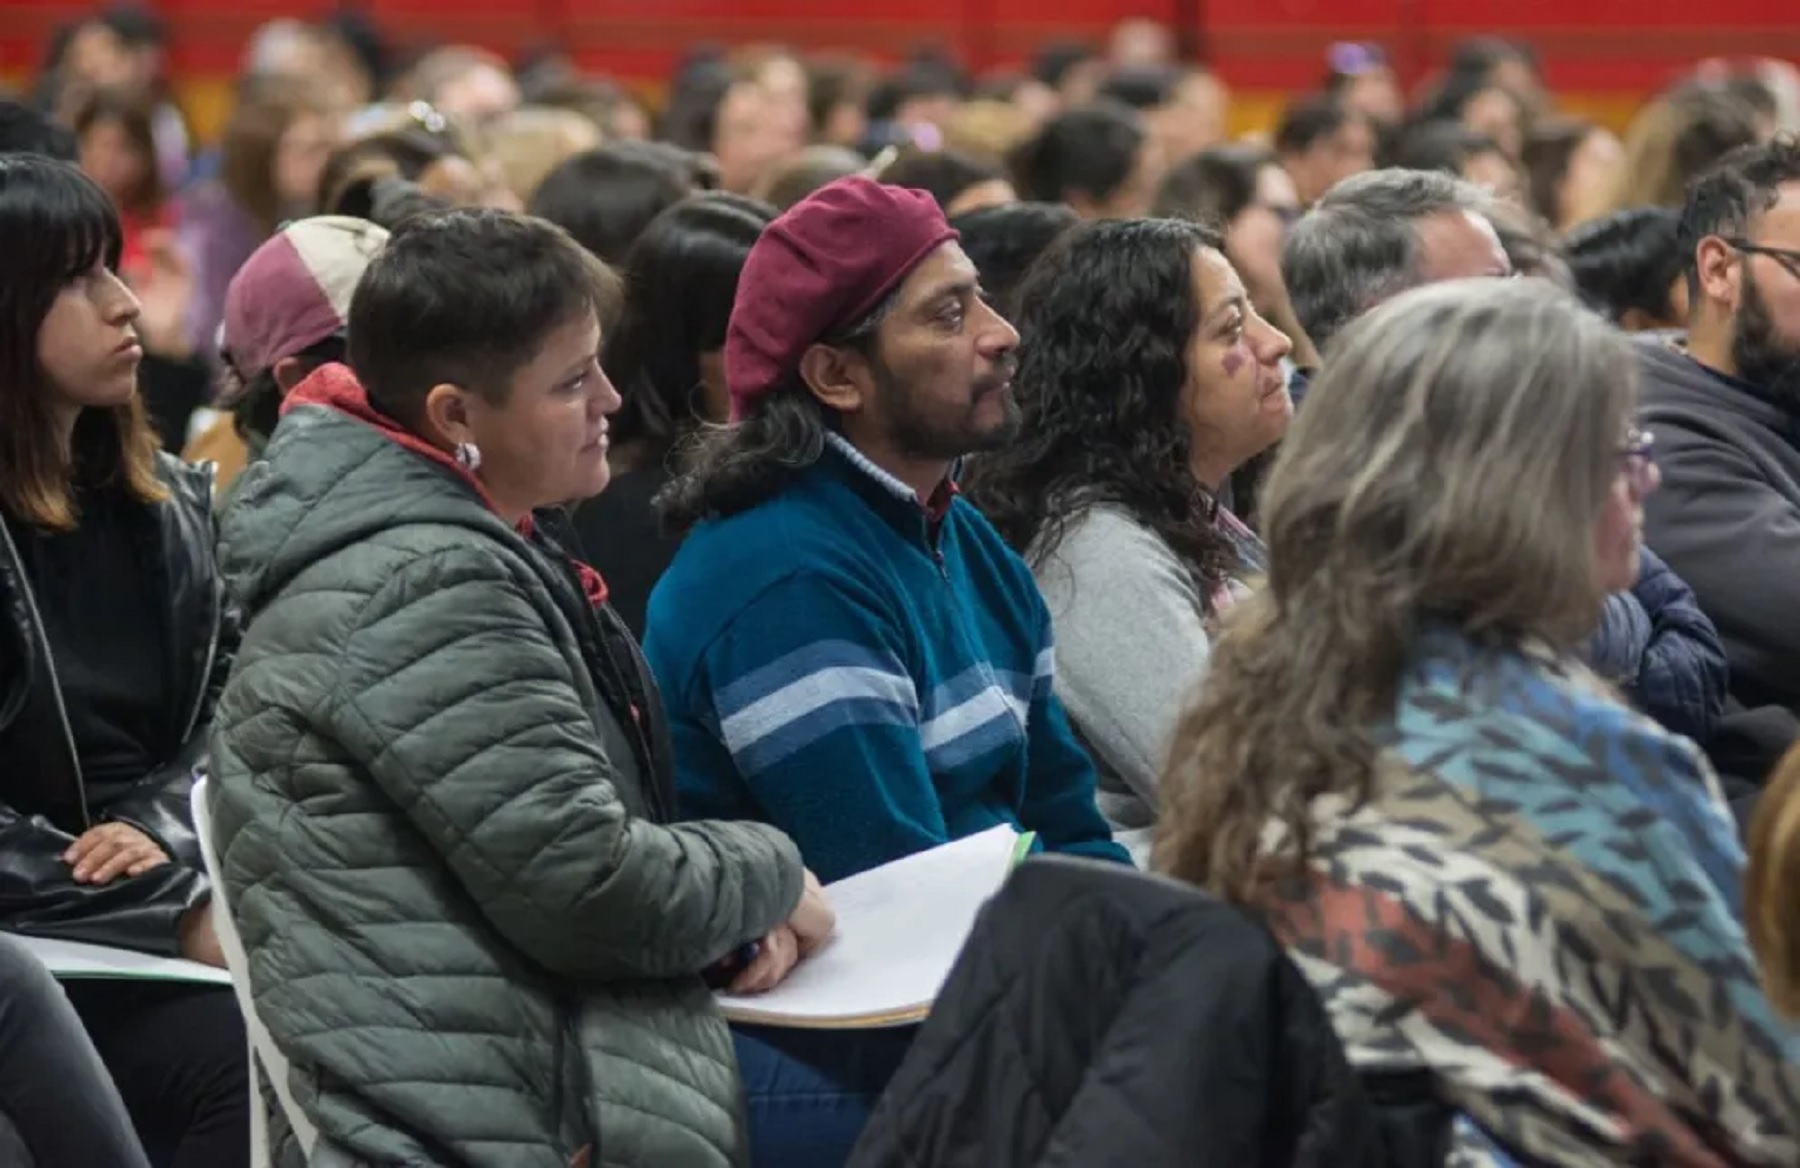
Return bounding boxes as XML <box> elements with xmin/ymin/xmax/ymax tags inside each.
<box><xmin>2</xmin><ymin>4</ymin><xmax>1797</xmax><ymax>463</ymax></box>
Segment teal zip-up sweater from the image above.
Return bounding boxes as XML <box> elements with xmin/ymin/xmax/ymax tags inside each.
<box><xmin>645</xmin><ymin>433</ymin><xmax>1129</xmax><ymax>883</ymax></box>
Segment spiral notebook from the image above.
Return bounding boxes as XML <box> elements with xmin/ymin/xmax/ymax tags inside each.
<box><xmin>716</xmin><ymin>825</ymin><xmax>1030</xmax><ymax>1029</ymax></box>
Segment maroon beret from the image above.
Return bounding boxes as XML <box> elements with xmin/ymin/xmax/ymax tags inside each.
<box><xmin>726</xmin><ymin>175</ymin><xmax>958</xmax><ymax>420</ymax></box>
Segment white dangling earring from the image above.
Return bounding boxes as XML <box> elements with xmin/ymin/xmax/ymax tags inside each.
<box><xmin>454</xmin><ymin>442</ymin><xmax>482</xmax><ymax>472</ymax></box>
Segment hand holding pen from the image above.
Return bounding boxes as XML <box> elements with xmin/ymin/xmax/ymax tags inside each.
<box><xmin>709</xmin><ymin>869</ymin><xmax>836</xmax><ymax>995</ymax></box>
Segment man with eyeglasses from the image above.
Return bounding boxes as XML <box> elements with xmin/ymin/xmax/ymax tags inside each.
<box><xmin>1640</xmin><ymin>135</ymin><xmax>1800</xmax><ymax>723</ymax></box>
<box><xmin>1276</xmin><ymin>168</ymin><xmax>1727</xmax><ymax>746</ymax></box>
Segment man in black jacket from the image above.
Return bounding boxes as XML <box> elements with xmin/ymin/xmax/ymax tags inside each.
<box><xmin>1640</xmin><ymin>136</ymin><xmax>1800</xmax><ymax>716</ymax></box>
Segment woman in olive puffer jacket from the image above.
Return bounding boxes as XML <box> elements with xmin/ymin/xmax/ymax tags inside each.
<box><xmin>208</xmin><ymin>209</ymin><xmax>830</xmax><ymax>1168</ymax></box>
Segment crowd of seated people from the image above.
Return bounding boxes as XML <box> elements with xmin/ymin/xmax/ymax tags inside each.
<box><xmin>3</xmin><ymin>13</ymin><xmax>1800</xmax><ymax>1166</ymax></box>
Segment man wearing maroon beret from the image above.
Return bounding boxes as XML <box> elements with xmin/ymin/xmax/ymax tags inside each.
<box><xmin>644</xmin><ymin>175</ymin><xmax>1128</xmax><ymax>885</ymax></box>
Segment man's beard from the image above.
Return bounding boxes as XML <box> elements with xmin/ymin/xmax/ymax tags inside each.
<box><xmin>1732</xmin><ymin>268</ymin><xmax>1800</xmax><ymax>413</ymax></box>
<box><xmin>874</xmin><ymin>353</ymin><xmax>1022</xmax><ymax>464</ymax></box>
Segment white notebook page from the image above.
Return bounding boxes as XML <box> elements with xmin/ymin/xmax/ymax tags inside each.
<box><xmin>14</xmin><ymin>934</ymin><xmax>234</xmax><ymax>986</ymax></box>
<box><xmin>716</xmin><ymin>825</ymin><xmax>1021</xmax><ymax>1028</ymax></box>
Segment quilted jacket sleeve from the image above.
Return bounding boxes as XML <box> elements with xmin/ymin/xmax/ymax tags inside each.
<box><xmin>324</xmin><ymin>545</ymin><xmax>805</xmax><ymax>983</ymax></box>
<box><xmin>1623</xmin><ymin>547</ymin><xmax>1728</xmax><ymax>746</ymax></box>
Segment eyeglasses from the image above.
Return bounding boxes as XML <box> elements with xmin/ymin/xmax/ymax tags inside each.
<box><xmin>1722</xmin><ymin>238</ymin><xmax>1800</xmax><ymax>282</ymax></box>
<box><xmin>1618</xmin><ymin>428</ymin><xmax>1656</xmax><ymax>496</ymax></box>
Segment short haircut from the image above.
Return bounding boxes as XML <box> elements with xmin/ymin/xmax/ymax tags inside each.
<box><xmin>1678</xmin><ymin>134</ymin><xmax>1800</xmax><ymax>298</ymax></box>
<box><xmin>347</xmin><ymin>209</ymin><xmax>614</xmax><ymax>419</ymax></box>
<box><xmin>950</xmin><ymin>200</ymin><xmax>1079</xmax><ymax>317</ymax></box>
<box><xmin>1010</xmin><ymin>101</ymin><xmax>1144</xmax><ymax>205</ymax></box>
<box><xmin>0</xmin><ymin>100</ymin><xmax>78</xmax><ymax>161</ymax></box>
<box><xmin>1274</xmin><ymin>95</ymin><xmax>1355</xmax><ymax>156</ymax></box>
<box><xmin>1564</xmin><ymin>207</ymin><xmax>1685</xmax><ymax>323</ymax></box>
<box><xmin>1281</xmin><ymin>167</ymin><xmax>1494</xmax><ymax>353</ymax></box>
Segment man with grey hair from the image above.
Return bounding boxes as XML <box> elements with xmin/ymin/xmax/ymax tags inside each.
<box><xmin>1278</xmin><ymin>166</ymin><xmax>1727</xmax><ymax>749</ymax></box>
<box><xmin>1282</xmin><ymin>167</ymin><xmax>1511</xmax><ymax>360</ymax></box>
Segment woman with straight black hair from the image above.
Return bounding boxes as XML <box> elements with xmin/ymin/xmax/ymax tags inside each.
<box><xmin>0</xmin><ymin>156</ymin><xmax>246</xmax><ymax>1165</ymax></box>
<box><xmin>529</xmin><ymin>140</ymin><xmax>718</xmax><ymax>266</ymax></box>
<box><xmin>962</xmin><ymin>218</ymin><xmax>1291</xmax><ymax>859</ymax></box>
<box><xmin>573</xmin><ymin>191</ymin><xmax>775</xmax><ymax>636</ymax></box>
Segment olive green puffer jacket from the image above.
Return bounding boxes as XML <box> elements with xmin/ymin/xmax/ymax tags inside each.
<box><xmin>208</xmin><ymin>393</ymin><xmax>804</xmax><ymax>1168</ymax></box>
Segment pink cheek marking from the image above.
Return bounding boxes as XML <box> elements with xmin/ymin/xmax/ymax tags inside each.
<box><xmin>1220</xmin><ymin>347</ymin><xmax>1247</xmax><ymax>378</ymax></box>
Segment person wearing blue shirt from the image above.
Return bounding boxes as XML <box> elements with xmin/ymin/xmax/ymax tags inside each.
<box><xmin>646</xmin><ymin>175</ymin><xmax>1128</xmax><ymax>884</ymax></box>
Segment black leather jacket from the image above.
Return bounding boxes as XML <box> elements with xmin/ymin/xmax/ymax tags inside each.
<box><xmin>0</xmin><ymin>454</ymin><xmax>233</xmax><ymax>956</ymax></box>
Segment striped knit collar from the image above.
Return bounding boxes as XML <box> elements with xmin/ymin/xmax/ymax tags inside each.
<box><xmin>824</xmin><ymin>431</ymin><xmax>916</xmax><ymax>504</ymax></box>
<box><xmin>822</xmin><ymin>431</ymin><xmax>960</xmax><ymax>522</ymax></box>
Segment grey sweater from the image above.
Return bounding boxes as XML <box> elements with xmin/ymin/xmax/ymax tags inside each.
<box><xmin>1030</xmin><ymin>507</ymin><xmax>1214</xmax><ymax>859</ymax></box>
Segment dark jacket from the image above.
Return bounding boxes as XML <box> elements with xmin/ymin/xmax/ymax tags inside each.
<box><xmin>569</xmin><ymin>458</ymin><xmax>681</xmax><ymax>641</ymax></box>
<box><xmin>210</xmin><ymin>366</ymin><xmax>805</xmax><ymax>1167</ymax></box>
<box><xmin>137</xmin><ymin>352</ymin><xmax>211</xmax><ymax>453</ymax></box>
<box><xmin>1637</xmin><ymin>335</ymin><xmax>1800</xmax><ymax>712</ymax></box>
<box><xmin>850</xmin><ymin>857</ymin><xmax>1412</xmax><ymax>1168</ymax></box>
<box><xmin>0</xmin><ymin>454</ymin><xmax>228</xmax><ymax>956</ymax></box>
<box><xmin>1584</xmin><ymin>546</ymin><xmax>1728</xmax><ymax>745</ymax></box>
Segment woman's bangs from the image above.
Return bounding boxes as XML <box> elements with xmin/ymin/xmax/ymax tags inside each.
<box><xmin>8</xmin><ymin>166</ymin><xmax>128</xmax><ymax>289</ymax></box>
<box><xmin>54</xmin><ymin>178</ymin><xmax>126</xmax><ymax>282</ymax></box>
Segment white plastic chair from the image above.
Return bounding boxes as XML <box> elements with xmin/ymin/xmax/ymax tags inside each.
<box><xmin>190</xmin><ymin>776</ymin><xmax>318</xmax><ymax>1165</ymax></box>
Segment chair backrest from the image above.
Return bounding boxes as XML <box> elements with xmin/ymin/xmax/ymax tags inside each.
<box><xmin>849</xmin><ymin>857</ymin><xmax>1393</xmax><ymax>1168</ymax></box>
<box><xmin>190</xmin><ymin>776</ymin><xmax>319</xmax><ymax>1159</ymax></box>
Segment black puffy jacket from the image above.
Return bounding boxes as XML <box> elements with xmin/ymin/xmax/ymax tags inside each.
<box><xmin>851</xmin><ymin>857</ymin><xmax>1436</xmax><ymax>1168</ymax></box>
<box><xmin>0</xmin><ymin>453</ymin><xmax>231</xmax><ymax>956</ymax></box>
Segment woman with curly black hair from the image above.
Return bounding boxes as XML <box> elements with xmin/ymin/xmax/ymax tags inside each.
<box><xmin>962</xmin><ymin>217</ymin><xmax>1290</xmax><ymax>858</ymax></box>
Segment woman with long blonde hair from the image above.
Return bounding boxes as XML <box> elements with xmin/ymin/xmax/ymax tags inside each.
<box><xmin>1157</xmin><ymin>278</ymin><xmax>1798</xmax><ymax>1166</ymax></box>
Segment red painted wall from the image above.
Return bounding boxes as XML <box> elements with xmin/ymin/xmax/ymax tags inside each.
<box><xmin>5</xmin><ymin>0</ymin><xmax>1797</xmax><ymax>123</ymax></box>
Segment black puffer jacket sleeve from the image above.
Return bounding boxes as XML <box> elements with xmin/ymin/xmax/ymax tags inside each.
<box><xmin>0</xmin><ymin>803</ymin><xmax>208</xmax><ymax>956</ymax></box>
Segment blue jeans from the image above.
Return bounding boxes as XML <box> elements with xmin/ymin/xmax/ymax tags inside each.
<box><xmin>731</xmin><ymin>1023</ymin><xmax>917</xmax><ymax>1168</ymax></box>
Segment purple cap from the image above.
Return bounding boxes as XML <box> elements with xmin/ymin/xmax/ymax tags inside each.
<box><xmin>221</xmin><ymin>215</ymin><xmax>389</xmax><ymax>381</ymax></box>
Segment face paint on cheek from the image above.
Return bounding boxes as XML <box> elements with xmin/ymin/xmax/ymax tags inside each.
<box><xmin>1220</xmin><ymin>346</ymin><xmax>1248</xmax><ymax>378</ymax></box>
